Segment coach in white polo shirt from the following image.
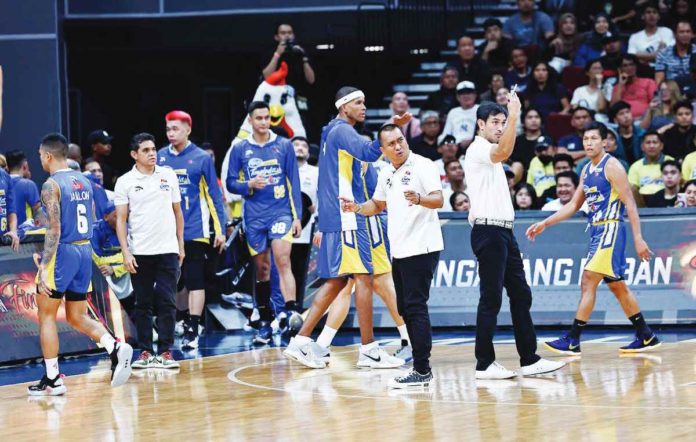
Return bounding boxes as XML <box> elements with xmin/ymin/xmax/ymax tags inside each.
<box><xmin>340</xmin><ymin>123</ymin><xmax>443</xmax><ymax>389</ymax></box>
<box><xmin>464</xmin><ymin>97</ymin><xmax>564</xmax><ymax>380</ymax></box>
<box><xmin>114</xmin><ymin>132</ymin><xmax>184</xmax><ymax>369</ymax></box>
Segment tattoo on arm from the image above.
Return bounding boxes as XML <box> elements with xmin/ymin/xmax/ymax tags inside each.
<box><xmin>41</xmin><ymin>180</ymin><xmax>61</xmax><ymax>266</ymax></box>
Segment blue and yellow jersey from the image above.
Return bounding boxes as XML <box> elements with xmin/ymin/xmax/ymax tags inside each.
<box><xmin>317</xmin><ymin>118</ymin><xmax>382</xmax><ymax>233</ymax></box>
<box><xmin>158</xmin><ymin>142</ymin><xmax>226</xmax><ymax>242</ymax></box>
<box><xmin>49</xmin><ymin>169</ymin><xmax>94</xmax><ymax>243</ymax></box>
<box><xmin>0</xmin><ymin>169</ymin><xmax>16</xmax><ymax>234</ymax></box>
<box><xmin>582</xmin><ymin>154</ymin><xmax>626</xmax><ymax>225</ymax></box>
<box><xmin>225</xmin><ymin>132</ymin><xmax>302</xmax><ymax>221</ymax></box>
<box><xmin>10</xmin><ymin>175</ymin><xmax>40</xmax><ymax>225</ymax></box>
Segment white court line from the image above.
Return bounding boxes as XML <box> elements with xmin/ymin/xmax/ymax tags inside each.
<box><xmin>227</xmin><ymin>351</ymin><xmax>696</xmax><ymax>412</ymax></box>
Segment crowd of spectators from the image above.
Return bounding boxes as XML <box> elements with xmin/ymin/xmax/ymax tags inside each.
<box><xmin>395</xmin><ymin>0</ymin><xmax>696</xmax><ymax>212</ymax></box>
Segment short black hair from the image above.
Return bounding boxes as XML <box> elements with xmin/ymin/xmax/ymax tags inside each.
<box><xmin>40</xmin><ymin>133</ymin><xmax>69</xmax><ymax>158</ymax></box>
<box><xmin>641</xmin><ymin>1</ymin><xmax>659</xmax><ymax>14</ymax></box>
<box><xmin>556</xmin><ymin>170</ymin><xmax>579</xmax><ymax>187</ymax></box>
<box><xmin>643</xmin><ymin>130</ymin><xmax>663</xmax><ymax>143</ymax></box>
<box><xmin>5</xmin><ymin>149</ymin><xmax>27</xmax><ymax>171</ymax></box>
<box><xmin>572</xmin><ymin>106</ymin><xmax>592</xmax><ymax>117</ymax></box>
<box><xmin>442</xmin><ymin>64</ymin><xmax>459</xmax><ymax>75</ymax></box>
<box><xmin>377</xmin><ymin>123</ymin><xmax>401</xmax><ymax>144</ymax></box>
<box><xmin>457</xmin><ymin>34</ymin><xmax>474</xmax><ymax>43</ymax></box>
<box><xmin>247</xmin><ymin>100</ymin><xmax>270</xmax><ymax>115</ymax></box>
<box><xmin>553</xmin><ymin>153</ymin><xmax>574</xmax><ymax>167</ymax></box>
<box><xmin>200</xmin><ymin>141</ymin><xmax>213</xmax><ymax>151</ymax></box>
<box><xmin>483</xmin><ymin>18</ymin><xmax>503</xmax><ymax>31</ymax></box>
<box><xmin>335</xmin><ymin>86</ymin><xmax>360</xmax><ymax>102</ymax></box>
<box><xmin>675</xmin><ymin>18</ymin><xmax>693</xmax><ymax>32</ymax></box>
<box><xmin>476</xmin><ymin>102</ymin><xmax>508</xmax><ymax>128</ymax></box>
<box><xmin>275</xmin><ymin>22</ymin><xmax>293</xmax><ymax>34</ymax></box>
<box><xmin>130</xmin><ymin>132</ymin><xmax>156</xmax><ymax>151</ymax></box>
<box><xmin>522</xmin><ymin>107</ymin><xmax>542</xmax><ymax>120</ymax></box>
<box><xmin>609</xmin><ymin>101</ymin><xmax>631</xmax><ymax>121</ymax></box>
<box><xmin>444</xmin><ymin>159</ymin><xmax>462</xmax><ymax>172</ymax></box>
<box><xmin>673</xmin><ymin>100</ymin><xmax>694</xmax><ymax>114</ymax></box>
<box><xmin>582</xmin><ymin>121</ymin><xmax>608</xmax><ymax>139</ymax></box>
<box><xmin>291</xmin><ymin>135</ymin><xmax>310</xmax><ymax>144</ymax></box>
<box><xmin>359</xmin><ymin>130</ymin><xmax>374</xmax><ymax>141</ymax></box>
<box><xmin>684</xmin><ymin>179</ymin><xmax>696</xmax><ymax>190</ymax></box>
<box><xmin>661</xmin><ymin>159</ymin><xmax>680</xmax><ymax>172</ymax></box>
<box><xmin>584</xmin><ymin>58</ymin><xmax>602</xmax><ymax>72</ymax></box>
<box><xmin>621</xmin><ymin>53</ymin><xmax>640</xmax><ymax>66</ymax></box>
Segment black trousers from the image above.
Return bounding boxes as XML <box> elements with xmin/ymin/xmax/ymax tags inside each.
<box><xmin>131</xmin><ymin>253</ymin><xmax>179</xmax><ymax>354</ymax></box>
<box><xmin>471</xmin><ymin>225</ymin><xmax>540</xmax><ymax>370</ymax></box>
<box><xmin>392</xmin><ymin>251</ymin><xmax>439</xmax><ymax>374</ymax></box>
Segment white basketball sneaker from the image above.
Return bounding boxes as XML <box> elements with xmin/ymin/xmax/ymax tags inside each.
<box><xmin>475</xmin><ymin>361</ymin><xmax>518</xmax><ymax>380</ymax></box>
<box><xmin>520</xmin><ymin>358</ymin><xmax>566</xmax><ymax>376</ymax></box>
<box><xmin>357</xmin><ymin>344</ymin><xmax>405</xmax><ymax>369</ymax></box>
<box><xmin>283</xmin><ymin>337</ymin><xmax>326</xmax><ymax>369</ymax></box>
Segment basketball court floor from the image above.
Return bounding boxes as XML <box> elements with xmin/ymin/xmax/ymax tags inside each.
<box><xmin>2</xmin><ymin>328</ymin><xmax>695</xmax><ymax>441</ymax></box>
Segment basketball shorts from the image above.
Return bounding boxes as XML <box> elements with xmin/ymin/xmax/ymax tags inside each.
<box><xmin>317</xmin><ymin>229</ymin><xmax>373</xmax><ymax>279</ymax></box>
<box><xmin>245</xmin><ymin>214</ymin><xmax>294</xmax><ymax>256</ymax></box>
<box><xmin>584</xmin><ymin>221</ymin><xmax>627</xmax><ymax>282</ymax></box>
<box><xmin>367</xmin><ymin>213</ymin><xmax>392</xmax><ymax>275</ymax></box>
<box><xmin>36</xmin><ymin>242</ymin><xmax>92</xmax><ymax>301</ymax></box>
<box><xmin>179</xmin><ymin>241</ymin><xmax>207</xmax><ymax>291</ymax></box>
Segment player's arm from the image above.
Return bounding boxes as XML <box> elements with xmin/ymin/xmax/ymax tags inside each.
<box><xmin>285</xmin><ymin>142</ymin><xmax>303</xmax><ymax>237</ymax></box>
<box><xmin>202</xmin><ymin>155</ymin><xmax>226</xmax><ymax>250</ymax></box>
<box><xmin>37</xmin><ymin>180</ymin><xmax>60</xmax><ymax>294</ymax></box>
<box><xmin>490</xmin><ymin>90</ymin><xmax>521</xmax><ymax>163</ymax></box>
<box><xmin>605</xmin><ymin>158</ymin><xmax>653</xmax><ymax>261</ymax></box>
<box><xmin>527</xmin><ymin>173</ymin><xmax>587</xmax><ymax>241</ymax></box>
<box><xmin>338</xmin><ymin>125</ymin><xmax>383</xmax><ymax>162</ymax></box>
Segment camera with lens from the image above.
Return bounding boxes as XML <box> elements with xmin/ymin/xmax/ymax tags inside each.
<box><xmin>283</xmin><ymin>38</ymin><xmax>304</xmax><ymax>55</ymax></box>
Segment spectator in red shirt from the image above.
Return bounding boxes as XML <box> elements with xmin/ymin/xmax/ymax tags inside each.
<box><xmin>611</xmin><ymin>54</ymin><xmax>657</xmax><ymax>119</ymax></box>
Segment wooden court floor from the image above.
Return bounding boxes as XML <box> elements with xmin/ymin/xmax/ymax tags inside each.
<box><xmin>2</xmin><ymin>342</ymin><xmax>695</xmax><ymax>441</ymax></box>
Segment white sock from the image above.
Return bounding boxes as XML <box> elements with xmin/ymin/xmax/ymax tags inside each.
<box><xmin>100</xmin><ymin>334</ymin><xmax>116</xmax><ymax>354</ymax></box>
<box><xmin>316</xmin><ymin>326</ymin><xmax>337</xmax><ymax>349</ymax></box>
<box><xmin>397</xmin><ymin>324</ymin><xmax>410</xmax><ymax>345</ymax></box>
<box><xmin>360</xmin><ymin>341</ymin><xmax>378</xmax><ymax>353</ymax></box>
<box><xmin>45</xmin><ymin>357</ymin><xmax>59</xmax><ymax>379</ymax></box>
<box><xmin>293</xmin><ymin>335</ymin><xmax>312</xmax><ymax>346</ymax></box>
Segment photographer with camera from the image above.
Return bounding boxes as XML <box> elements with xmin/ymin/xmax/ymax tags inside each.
<box><xmin>263</xmin><ymin>23</ymin><xmax>315</xmax><ymax>89</ymax></box>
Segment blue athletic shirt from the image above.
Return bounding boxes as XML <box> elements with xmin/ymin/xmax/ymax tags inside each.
<box><xmin>158</xmin><ymin>142</ymin><xmax>226</xmax><ymax>242</ymax></box>
<box><xmin>226</xmin><ymin>131</ymin><xmax>302</xmax><ymax>221</ymax></box>
<box><xmin>10</xmin><ymin>175</ymin><xmax>40</xmax><ymax>225</ymax></box>
<box><xmin>48</xmin><ymin>169</ymin><xmax>94</xmax><ymax>243</ymax></box>
<box><xmin>317</xmin><ymin>118</ymin><xmax>382</xmax><ymax>232</ymax></box>
<box><xmin>0</xmin><ymin>169</ymin><xmax>16</xmax><ymax>234</ymax></box>
<box><xmin>582</xmin><ymin>153</ymin><xmax>626</xmax><ymax>225</ymax></box>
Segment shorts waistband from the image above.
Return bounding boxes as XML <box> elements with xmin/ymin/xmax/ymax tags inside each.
<box><xmin>61</xmin><ymin>240</ymin><xmax>90</xmax><ymax>245</ymax></box>
<box><xmin>474</xmin><ymin>218</ymin><xmax>514</xmax><ymax>229</ymax></box>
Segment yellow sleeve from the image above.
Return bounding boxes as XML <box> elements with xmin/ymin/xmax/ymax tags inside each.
<box><xmin>628</xmin><ymin>163</ymin><xmax>640</xmax><ymax>187</ymax></box>
<box><xmin>682</xmin><ymin>153</ymin><xmax>696</xmax><ymax>181</ymax></box>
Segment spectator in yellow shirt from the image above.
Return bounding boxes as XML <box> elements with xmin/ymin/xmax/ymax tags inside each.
<box><xmin>526</xmin><ymin>136</ymin><xmax>556</xmax><ymax>197</ymax></box>
<box><xmin>682</xmin><ymin>150</ymin><xmax>696</xmax><ymax>181</ymax></box>
<box><xmin>628</xmin><ymin>131</ymin><xmax>674</xmax><ymax>199</ymax></box>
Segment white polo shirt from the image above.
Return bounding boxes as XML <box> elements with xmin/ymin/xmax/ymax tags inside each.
<box><xmin>373</xmin><ymin>152</ymin><xmax>444</xmax><ymax>259</ymax></box>
<box><xmin>463</xmin><ymin>136</ymin><xmax>515</xmax><ymax>225</ymax></box>
<box><xmin>114</xmin><ymin>165</ymin><xmax>181</xmax><ymax>256</ymax></box>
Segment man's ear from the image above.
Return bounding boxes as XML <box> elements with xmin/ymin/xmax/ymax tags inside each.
<box><xmin>130</xmin><ymin>150</ymin><xmax>138</xmax><ymax>161</ymax></box>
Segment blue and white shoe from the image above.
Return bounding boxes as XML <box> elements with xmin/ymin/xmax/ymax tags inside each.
<box><xmin>393</xmin><ymin>340</ymin><xmax>413</xmax><ymax>363</ymax></box>
<box><xmin>388</xmin><ymin>369</ymin><xmax>433</xmax><ymax>389</ymax></box>
<box><xmin>544</xmin><ymin>334</ymin><xmax>581</xmax><ymax>356</ymax></box>
<box><xmin>619</xmin><ymin>334</ymin><xmax>661</xmax><ymax>353</ymax></box>
<box><xmin>253</xmin><ymin>322</ymin><xmax>273</xmax><ymax>346</ymax></box>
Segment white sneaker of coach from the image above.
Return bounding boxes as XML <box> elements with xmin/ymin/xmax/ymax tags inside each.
<box><xmin>357</xmin><ymin>344</ymin><xmax>405</xmax><ymax>369</ymax></box>
<box><xmin>475</xmin><ymin>361</ymin><xmax>518</xmax><ymax>380</ymax></box>
<box><xmin>520</xmin><ymin>358</ymin><xmax>566</xmax><ymax>376</ymax></box>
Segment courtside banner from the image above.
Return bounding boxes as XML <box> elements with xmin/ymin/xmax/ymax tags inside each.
<box><xmin>0</xmin><ymin>240</ymin><xmax>123</xmax><ymax>364</ymax></box>
<box><xmin>305</xmin><ymin>209</ymin><xmax>696</xmax><ymax>326</ymax></box>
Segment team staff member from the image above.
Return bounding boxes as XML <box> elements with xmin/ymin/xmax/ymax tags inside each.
<box><xmin>6</xmin><ymin>150</ymin><xmax>42</xmax><ymax>226</ymax></box>
<box><xmin>29</xmin><ymin>133</ymin><xmax>132</xmax><ymax>396</ymax></box>
<box><xmin>464</xmin><ymin>97</ymin><xmax>565</xmax><ymax>380</ymax></box>
<box><xmin>227</xmin><ymin>101</ymin><xmax>303</xmax><ymax>344</ymax></box>
<box><xmin>158</xmin><ymin>110</ymin><xmax>226</xmax><ymax>350</ymax></box>
<box><xmin>340</xmin><ymin>124</ymin><xmax>443</xmax><ymax>388</ymax></box>
<box><xmin>116</xmin><ymin>133</ymin><xmax>184</xmax><ymax>369</ymax></box>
